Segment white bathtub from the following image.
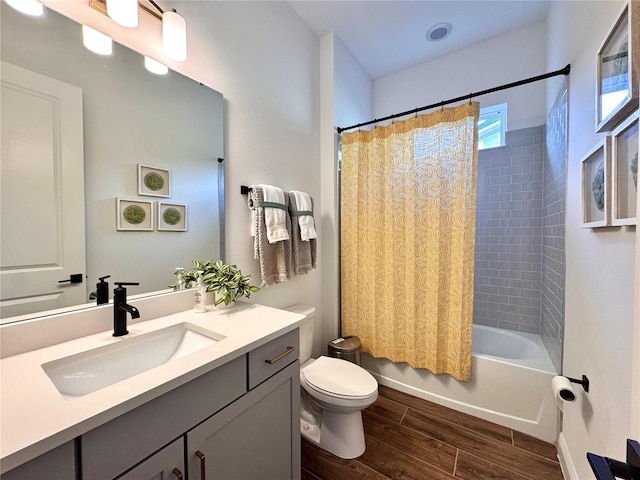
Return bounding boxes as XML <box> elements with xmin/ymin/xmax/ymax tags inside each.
<box><xmin>361</xmin><ymin>324</ymin><xmax>559</xmax><ymax>443</ymax></box>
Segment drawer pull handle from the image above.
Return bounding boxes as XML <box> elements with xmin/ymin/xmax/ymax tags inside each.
<box><xmin>172</xmin><ymin>467</ymin><xmax>184</xmax><ymax>480</ymax></box>
<box><xmin>196</xmin><ymin>450</ymin><xmax>206</xmax><ymax>480</ymax></box>
<box><xmin>265</xmin><ymin>346</ymin><xmax>295</xmax><ymax>364</ymax></box>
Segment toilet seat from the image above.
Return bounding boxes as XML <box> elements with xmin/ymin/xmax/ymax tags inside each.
<box><xmin>301</xmin><ymin>356</ymin><xmax>377</xmax><ymax>399</ymax></box>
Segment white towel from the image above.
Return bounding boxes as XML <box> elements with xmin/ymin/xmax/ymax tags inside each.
<box><xmin>291</xmin><ymin>191</ymin><xmax>317</xmax><ymax>241</ymax></box>
<box><xmin>260</xmin><ymin>184</ymin><xmax>289</xmax><ymax>243</ymax></box>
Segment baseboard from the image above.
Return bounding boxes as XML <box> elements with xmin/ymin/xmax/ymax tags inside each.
<box><xmin>557</xmin><ymin>432</ymin><xmax>578</xmax><ymax>480</ymax></box>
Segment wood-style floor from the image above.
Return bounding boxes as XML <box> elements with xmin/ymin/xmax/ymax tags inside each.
<box><xmin>302</xmin><ymin>385</ymin><xmax>564</xmax><ymax>480</ymax></box>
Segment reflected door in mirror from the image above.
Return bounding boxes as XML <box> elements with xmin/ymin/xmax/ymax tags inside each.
<box><xmin>1</xmin><ymin>62</ymin><xmax>86</xmax><ymax>318</ymax></box>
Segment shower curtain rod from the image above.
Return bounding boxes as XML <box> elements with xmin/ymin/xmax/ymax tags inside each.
<box><xmin>336</xmin><ymin>64</ymin><xmax>571</xmax><ymax>134</ymax></box>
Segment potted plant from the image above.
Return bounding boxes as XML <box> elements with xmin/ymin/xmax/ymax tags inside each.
<box><xmin>172</xmin><ymin>260</ymin><xmax>260</xmax><ymax>308</ymax></box>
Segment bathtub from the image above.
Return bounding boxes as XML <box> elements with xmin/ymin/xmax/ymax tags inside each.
<box><xmin>361</xmin><ymin>324</ymin><xmax>559</xmax><ymax>443</ymax></box>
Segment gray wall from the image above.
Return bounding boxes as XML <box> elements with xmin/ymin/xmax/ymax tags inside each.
<box><xmin>541</xmin><ymin>83</ymin><xmax>568</xmax><ymax>373</ymax></box>
<box><xmin>474</xmin><ymin>126</ymin><xmax>544</xmax><ymax>334</ymax></box>
<box><xmin>473</xmin><ymin>119</ymin><xmax>567</xmax><ymax>373</ymax></box>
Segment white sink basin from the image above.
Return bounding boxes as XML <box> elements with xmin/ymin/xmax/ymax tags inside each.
<box><xmin>42</xmin><ymin>323</ymin><xmax>224</xmax><ymax>398</ymax></box>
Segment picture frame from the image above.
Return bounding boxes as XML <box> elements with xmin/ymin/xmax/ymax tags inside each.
<box><xmin>595</xmin><ymin>2</ymin><xmax>639</xmax><ymax>133</ymax></box>
<box><xmin>116</xmin><ymin>198</ymin><xmax>154</xmax><ymax>231</ymax></box>
<box><xmin>611</xmin><ymin>110</ymin><xmax>638</xmax><ymax>225</ymax></box>
<box><xmin>581</xmin><ymin>137</ymin><xmax>612</xmax><ymax>228</ymax></box>
<box><xmin>138</xmin><ymin>164</ymin><xmax>171</xmax><ymax>197</ymax></box>
<box><xmin>157</xmin><ymin>202</ymin><xmax>187</xmax><ymax>231</ymax></box>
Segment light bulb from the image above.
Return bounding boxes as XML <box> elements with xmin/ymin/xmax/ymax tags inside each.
<box><xmin>82</xmin><ymin>25</ymin><xmax>113</xmax><ymax>56</ymax></box>
<box><xmin>163</xmin><ymin>10</ymin><xmax>187</xmax><ymax>61</ymax></box>
<box><xmin>106</xmin><ymin>0</ymin><xmax>138</xmax><ymax>28</ymax></box>
<box><xmin>5</xmin><ymin>0</ymin><xmax>44</xmax><ymax>16</ymax></box>
<box><xmin>144</xmin><ymin>56</ymin><xmax>168</xmax><ymax>75</ymax></box>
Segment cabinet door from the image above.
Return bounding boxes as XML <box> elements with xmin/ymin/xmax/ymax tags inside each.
<box><xmin>117</xmin><ymin>438</ymin><xmax>184</xmax><ymax>480</ymax></box>
<box><xmin>82</xmin><ymin>356</ymin><xmax>246</xmax><ymax>480</ymax></box>
<box><xmin>187</xmin><ymin>360</ymin><xmax>301</xmax><ymax>480</ymax></box>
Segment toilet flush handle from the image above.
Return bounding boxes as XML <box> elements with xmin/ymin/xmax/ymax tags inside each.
<box><xmin>265</xmin><ymin>346</ymin><xmax>296</xmax><ymax>365</ymax></box>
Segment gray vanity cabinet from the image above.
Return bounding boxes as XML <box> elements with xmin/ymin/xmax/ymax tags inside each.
<box><xmin>187</xmin><ymin>360</ymin><xmax>301</xmax><ymax>480</ymax></box>
<box><xmin>83</xmin><ymin>356</ymin><xmax>247</xmax><ymax>480</ymax></box>
<box><xmin>88</xmin><ymin>328</ymin><xmax>300</xmax><ymax>480</ymax></box>
<box><xmin>2</xmin><ymin>328</ymin><xmax>301</xmax><ymax>480</ymax></box>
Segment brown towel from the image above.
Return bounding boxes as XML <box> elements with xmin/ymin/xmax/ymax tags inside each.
<box><xmin>288</xmin><ymin>192</ymin><xmax>316</xmax><ymax>275</ymax></box>
<box><xmin>249</xmin><ymin>186</ymin><xmax>292</xmax><ymax>287</ymax></box>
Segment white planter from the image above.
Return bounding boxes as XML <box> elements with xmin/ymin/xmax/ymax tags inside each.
<box><xmin>212</xmin><ymin>292</ymin><xmax>236</xmax><ymax>309</ymax></box>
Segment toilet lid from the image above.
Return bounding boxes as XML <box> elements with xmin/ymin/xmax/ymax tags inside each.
<box><xmin>301</xmin><ymin>356</ymin><xmax>377</xmax><ymax>398</ymax></box>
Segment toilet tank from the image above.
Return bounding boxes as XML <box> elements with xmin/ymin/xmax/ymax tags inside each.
<box><xmin>284</xmin><ymin>304</ymin><xmax>315</xmax><ymax>363</ymax></box>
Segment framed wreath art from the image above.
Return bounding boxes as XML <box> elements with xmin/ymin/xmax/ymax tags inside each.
<box><xmin>116</xmin><ymin>198</ymin><xmax>154</xmax><ymax>231</ymax></box>
<box><xmin>138</xmin><ymin>164</ymin><xmax>171</xmax><ymax>197</ymax></box>
<box><xmin>581</xmin><ymin>138</ymin><xmax>612</xmax><ymax>228</ymax></box>
<box><xmin>157</xmin><ymin>202</ymin><xmax>187</xmax><ymax>231</ymax></box>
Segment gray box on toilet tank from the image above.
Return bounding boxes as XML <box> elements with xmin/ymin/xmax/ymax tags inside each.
<box><xmin>328</xmin><ymin>336</ymin><xmax>362</xmax><ymax>365</ymax></box>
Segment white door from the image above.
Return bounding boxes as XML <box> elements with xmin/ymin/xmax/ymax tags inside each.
<box><xmin>1</xmin><ymin>61</ymin><xmax>86</xmax><ymax>320</ymax></box>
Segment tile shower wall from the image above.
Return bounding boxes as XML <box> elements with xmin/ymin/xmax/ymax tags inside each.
<box><xmin>541</xmin><ymin>83</ymin><xmax>568</xmax><ymax>373</ymax></box>
<box><xmin>474</xmin><ymin>127</ymin><xmax>544</xmax><ymax>334</ymax></box>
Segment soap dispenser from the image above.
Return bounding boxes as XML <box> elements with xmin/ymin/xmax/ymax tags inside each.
<box><xmin>96</xmin><ymin>275</ymin><xmax>110</xmax><ymax>305</ymax></box>
<box><xmin>194</xmin><ymin>270</ymin><xmax>207</xmax><ymax>313</ymax></box>
<box><xmin>175</xmin><ymin>267</ymin><xmax>185</xmax><ymax>290</ymax></box>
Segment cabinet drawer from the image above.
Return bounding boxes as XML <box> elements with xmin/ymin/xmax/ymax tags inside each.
<box><xmin>248</xmin><ymin>329</ymin><xmax>299</xmax><ymax>389</ymax></box>
<box><xmin>117</xmin><ymin>438</ymin><xmax>184</xmax><ymax>480</ymax></box>
<box><xmin>82</xmin><ymin>355</ymin><xmax>246</xmax><ymax>480</ymax></box>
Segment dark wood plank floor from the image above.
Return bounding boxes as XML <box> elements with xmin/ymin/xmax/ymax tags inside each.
<box><xmin>302</xmin><ymin>385</ymin><xmax>564</xmax><ymax>480</ymax></box>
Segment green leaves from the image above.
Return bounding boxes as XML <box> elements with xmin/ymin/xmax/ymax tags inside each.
<box><xmin>171</xmin><ymin>260</ymin><xmax>260</xmax><ymax>306</ymax></box>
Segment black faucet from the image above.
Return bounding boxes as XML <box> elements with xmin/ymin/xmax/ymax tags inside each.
<box><xmin>113</xmin><ymin>282</ymin><xmax>140</xmax><ymax>337</ymax></box>
<box><xmin>96</xmin><ymin>275</ymin><xmax>110</xmax><ymax>305</ymax></box>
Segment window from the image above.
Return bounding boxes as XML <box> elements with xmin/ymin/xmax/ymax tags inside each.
<box><xmin>478</xmin><ymin>103</ymin><xmax>507</xmax><ymax>150</ymax></box>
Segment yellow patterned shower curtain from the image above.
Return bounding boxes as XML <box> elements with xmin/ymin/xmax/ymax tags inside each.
<box><xmin>340</xmin><ymin>102</ymin><xmax>479</xmax><ymax>381</ymax></box>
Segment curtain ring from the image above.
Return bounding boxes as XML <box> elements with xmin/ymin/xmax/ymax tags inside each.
<box><xmin>468</xmin><ymin>93</ymin><xmax>473</xmax><ymax>105</ymax></box>
<box><xmin>440</xmin><ymin>102</ymin><xmax>444</xmax><ymax>112</ymax></box>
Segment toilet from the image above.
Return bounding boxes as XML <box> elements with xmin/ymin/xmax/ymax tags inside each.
<box><xmin>286</xmin><ymin>305</ymin><xmax>378</xmax><ymax>459</ymax></box>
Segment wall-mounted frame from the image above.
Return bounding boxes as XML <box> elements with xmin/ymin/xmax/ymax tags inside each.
<box><xmin>611</xmin><ymin>110</ymin><xmax>638</xmax><ymax>225</ymax></box>
<box><xmin>581</xmin><ymin>137</ymin><xmax>612</xmax><ymax>228</ymax></box>
<box><xmin>157</xmin><ymin>202</ymin><xmax>187</xmax><ymax>231</ymax></box>
<box><xmin>596</xmin><ymin>2</ymin><xmax>639</xmax><ymax>133</ymax></box>
<box><xmin>116</xmin><ymin>198</ymin><xmax>154</xmax><ymax>231</ymax></box>
<box><xmin>138</xmin><ymin>164</ymin><xmax>171</xmax><ymax>197</ymax></box>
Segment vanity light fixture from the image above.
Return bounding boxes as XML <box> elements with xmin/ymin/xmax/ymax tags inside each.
<box><xmin>90</xmin><ymin>0</ymin><xmax>187</xmax><ymax>62</ymax></box>
<box><xmin>106</xmin><ymin>0</ymin><xmax>138</xmax><ymax>28</ymax></box>
<box><xmin>5</xmin><ymin>0</ymin><xmax>44</xmax><ymax>16</ymax></box>
<box><xmin>144</xmin><ymin>56</ymin><xmax>169</xmax><ymax>75</ymax></box>
<box><xmin>162</xmin><ymin>9</ymin><xmax>187</xmax><ymax>61</ymax></box>
<box><xmin>82</xmin><ymin>25</ymin><xmax>113</xmax><ymax>55</ymax></box>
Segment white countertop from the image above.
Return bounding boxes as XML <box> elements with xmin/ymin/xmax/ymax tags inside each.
<box><xmin>0</xmin><ymin>302</ymin><xmax>305</xmax><ymax>474</ymax></box>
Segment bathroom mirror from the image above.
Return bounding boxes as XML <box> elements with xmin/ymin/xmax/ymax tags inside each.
<box><xmin>0</xmin><ymin>4</ymin><xmax>224</xmax><ymax>324</ymax></box>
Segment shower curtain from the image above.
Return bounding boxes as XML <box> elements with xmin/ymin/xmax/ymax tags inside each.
<box><xmin>340</xmin><ymin>102</ymin><xmax>479</xmax><ymax>381</ymax></box>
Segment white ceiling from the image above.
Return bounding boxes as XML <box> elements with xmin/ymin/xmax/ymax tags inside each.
<box><xmin>289</xmin><ymin>1</ymin><xmax>550</xmax><ymax>79</ymax></box>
